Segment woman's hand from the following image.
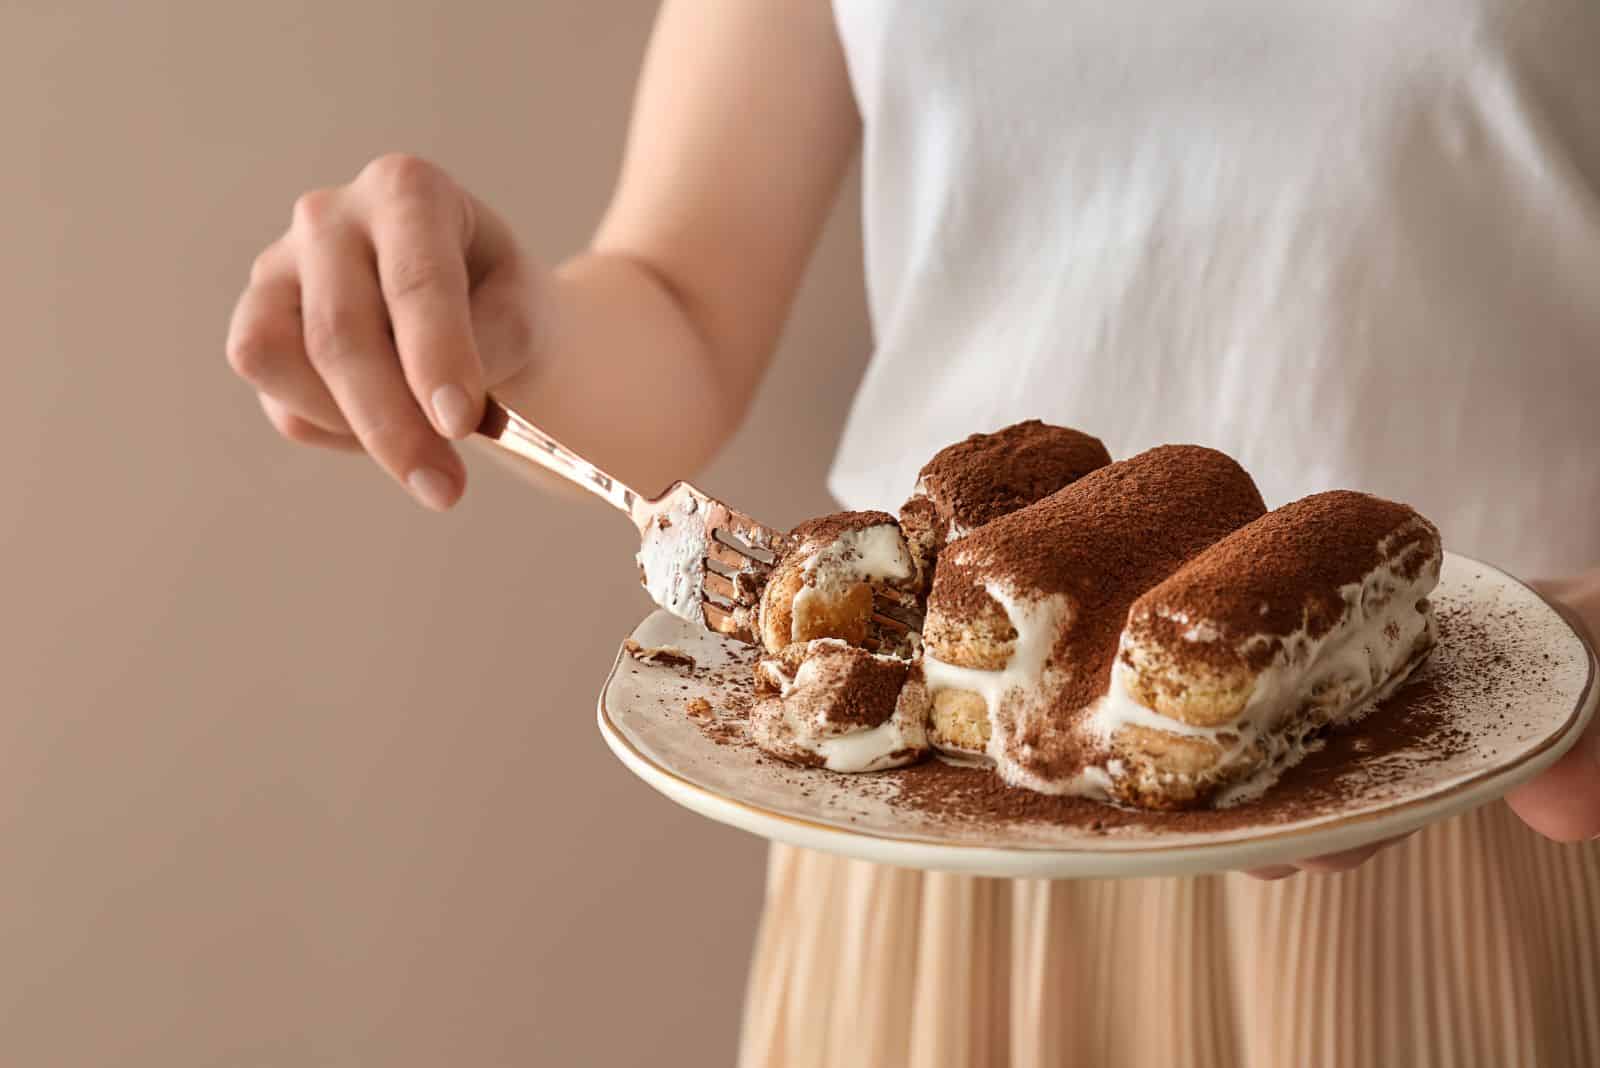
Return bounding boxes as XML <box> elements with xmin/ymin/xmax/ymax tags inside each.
<box><xmin>1247</xmin><ymin>568</ymin><xmax>1600</xmax><ymax>879</ymax></box>
<box><xmin>1243</xmin><ymin>837</ymin><xmax>1407</xmax><ymax>880</ymax></box>
<box><xmin>228</xmin><ymin>3</ymin><xmax>859</xmax><ymax>503</ymax></box>
<box><xmin>1505</xmin><ymin>570</ymin><xmax>1600</xmax><ymax>840</ymax></box>
<box><xmin>227</xmin><ymin>154</ymin><xmax>536</xmax><ymax>510</ymax></box>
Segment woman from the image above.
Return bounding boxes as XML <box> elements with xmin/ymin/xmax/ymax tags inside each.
<box><xmin>225</xmin><ymin>2</ymin><xmax>1600</xmax><ymax>1063</ymax></box>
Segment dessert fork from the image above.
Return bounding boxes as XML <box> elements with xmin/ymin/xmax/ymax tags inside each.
<box><xmin>475</xmin><ymin>397</ymin><xmax>777</xmax><ymax>641</ymax></box>
<box><xmin>475</xmin><ymin>398</ymin><xmax>915</xmax><ymax>646</ymax></box>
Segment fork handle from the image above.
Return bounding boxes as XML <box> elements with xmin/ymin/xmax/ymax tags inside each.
<box><xmin>475</xmin><ymin>396</ymin><xmax>643</xmax><ymax>518</ymax></box>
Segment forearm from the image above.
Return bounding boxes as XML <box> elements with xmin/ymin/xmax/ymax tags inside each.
<box><xmin>491</xmin><ymin>0</ymin><xmax>857</xmax><ymax>494</ymax></box>
<box><xmin>236</xmin><ymin>0</ymin><xmax>859</xmax><ymax>503</ymax></box>
<box><xmin>495</xmin><ymin>250</ymin><xmax>745</xmax><ymax>495</ymax></box>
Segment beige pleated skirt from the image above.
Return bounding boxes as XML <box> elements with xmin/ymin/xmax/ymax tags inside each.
<box><xmin>739</xmin><ymin>801</ymin><xmax>1600</xmax><ymax>1067</ymax></box>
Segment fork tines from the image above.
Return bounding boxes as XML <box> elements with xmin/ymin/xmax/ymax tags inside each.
<box><xmin>642</xmin><ymin>483</ymin><xmax>922</xmax><ymax>648</ymax></box>
<box><xmin>698</xmin><ymin>501</ymin><xmax>788</xmax><ymax>642</ymax></box>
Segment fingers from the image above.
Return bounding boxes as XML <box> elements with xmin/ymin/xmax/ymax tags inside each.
<box><xmin>1244</xmin><ymin>865</ymin><xmax>1300</xmax><ymax>881</ymax></box>
<box><xmin>259</xmin><ymin>394</ymin><xmax>361</xmax><ymax>451</ymax></box>
<box><xmin>229</xmin><ymin>154</ymin><xmax>535</xmax><ymax>512</ymax></box>
<box><xmin>1507</xmin><ymin>580</ymin><xmax>1600</xmax><ymax>841</ymax></box>
<box><xmin>470</xmin><ymin>266</ymin><xmax>537</xmax><ymax>388</ymax></box>
<box><xmin>1243</xmin><ymin>834</ymin><xmax>1409</xmax><ymax>880</ymax></box>
<box><xmin>359</xmin><ymin>154</ymin><xmax>484</xmax><ymax>439</ymax></box>
<box><xmin>1293</xmin><ymin>840</ymin><xmax>1388</xmax><ymax>873</ymax></box>
<box><xmin>464</xmin><ymin>189</ymin><xmax>536</xmax><ymax>386</ymax></box>
<box><xmin>1505</xmin><ymin>733</ymin><xmax>1600</xmax><ymax>841</ymax></box>
<box><xmin>295</xmin><ymin>196</ymin><xmax>464</xmax><ymax>510</ymax></box>
<box><xmin>226</xmin><ymin>241</ymin><xmax>350</xmax><ymax>434</ymax></box>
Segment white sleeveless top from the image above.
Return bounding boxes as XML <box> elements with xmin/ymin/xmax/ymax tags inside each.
<box><xmin>827</xmin><ymin>0</ymin><xmax>1600</xmax><ymax>578</ymax></box>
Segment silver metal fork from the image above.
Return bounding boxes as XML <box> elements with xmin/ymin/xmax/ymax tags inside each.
<box><xmin>474</xmin><ymin>397</ymin><xmax>783</xmax><ymax>642</ymax></box>
<box><xmin>474</xmin><ymin>398</ymin><xmax>919</xmax><ymax>648</ymax></box>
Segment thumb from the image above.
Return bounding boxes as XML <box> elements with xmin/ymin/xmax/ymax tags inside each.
<box><xmin>1504</xmin><ymin>581</ymin><xmax>1600</xmax><ymax>842</ymax></box>
<box><xmin>472</xmin><ymin>268</ymin><xmax>537</xmax><ymax>388</ymax></box>
<box><xmin>1504</xmin><ymin>730</ymin><xmax>1600</xmax><ymax>842</ymax></box>
<box><xmin>460</xmin><ymin>192</ymin><xmax>537</xmax><ymax>390</ymax></box>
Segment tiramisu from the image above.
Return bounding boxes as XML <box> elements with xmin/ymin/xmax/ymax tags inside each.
<box><xmin>722</xmin><ymin>422</ymin><xmax>1443</xmax><ymax>811</ymax></box>
<box><xmin>755</xmin><ymin>511</ymin><xmax>919</xmax><ymax>656</ymax></box>
<box><xmin>899</xmin><ymin>420</ymin><xmax>1111</xmax><ymax>590</ymax></box>
<box><xmin>1100</xmin><ymin>491</ymin><xmax>1442</xmax><ymax>806</ymax></box>
<box><xmin>749</xmin><ymin>639</ymin><xmax>930</xmax><ymax>771</ymax></box>
<box><xmin>918</xmin><ymin>446</ymin><xmax>1268</xmax><ymax>793</ymax></box>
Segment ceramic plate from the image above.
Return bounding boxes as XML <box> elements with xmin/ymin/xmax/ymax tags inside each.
<box><xmin>598</xmin><ymin>553</ymin><xmax>1596</xmax><ymax>878</ymax></box>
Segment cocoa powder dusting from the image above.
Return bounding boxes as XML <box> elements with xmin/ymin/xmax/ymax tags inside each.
<box><xmin>686</xmin><ymin>660</ymin><xmax>758</xmax><ymax>749</ymax></box>
<box><xmin>885</xmin><ymin>674</ymin><xmax>1462</xmax><ymax>831</ymax></box>
<box><xmin>912</xmin><ymin>420</ymin><xmax>1112</xmax><ymax>533</ymax></box>
<box><xmin>926</xmin><ymin>446</ymin><xmax>1267</xmax><ymax>783</ymax></box>
<box><xmin>753</xmin><ymin>643</ymin><xmax>909</xmax><ymax>730</ymax></box>
<box><xmin>885</xmin><ymin>605</ymin><xmax>1483</xmax><ymax>831</ymax></box>
<box><xmin>1129</xmin><ymin>491</ymin><xmax>1442</xmax><ymax>672</ymax></box>
<box><xmin>815</xmin><ymin>649</ymin><xmax>910</xmax><ymax>729</ymax></box>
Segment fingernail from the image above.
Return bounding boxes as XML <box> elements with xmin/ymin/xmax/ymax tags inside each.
<box><xmin>1245</xmin><ymin>865</ymin><xmax>1300</xmax><ymax>881</ymax></box>
<box><xmin>431</xmin><ymin>384</ymin><xmax>476</xmax><ymax>439</ymax></box>
<box><xmin>407</xmin><ymin>467</ymin><xmax>457</xmax><ymax>511</ymax></box>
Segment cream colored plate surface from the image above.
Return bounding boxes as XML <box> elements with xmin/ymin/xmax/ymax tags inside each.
<box><xmin>597</xmin><ymin>553</ymin><xmax>1596</xmax><ymax>878</ymax></box>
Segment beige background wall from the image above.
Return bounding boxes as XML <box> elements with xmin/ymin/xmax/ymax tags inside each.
<box><xmin>2</xmin><ymin>3</ymin><xmax>868</xmax><ymax>1064</ymax></box>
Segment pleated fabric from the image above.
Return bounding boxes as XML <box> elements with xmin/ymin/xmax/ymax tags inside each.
<box><xmin>738</xmin><ymin>802</ymin><xmax>1600</xmax><ymax>1067</ymax></box>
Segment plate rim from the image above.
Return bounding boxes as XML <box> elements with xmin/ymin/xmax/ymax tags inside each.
<box><xmin>597</xmin><ymin>552</ymin><xmax>1598</xmax><ymax>877</ymax></box>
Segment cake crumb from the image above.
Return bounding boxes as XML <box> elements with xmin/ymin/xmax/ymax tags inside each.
<box><xmin>623</xmin><ymin>638</ymin><xmax>696</xmax><ymax>670</ymax></box>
